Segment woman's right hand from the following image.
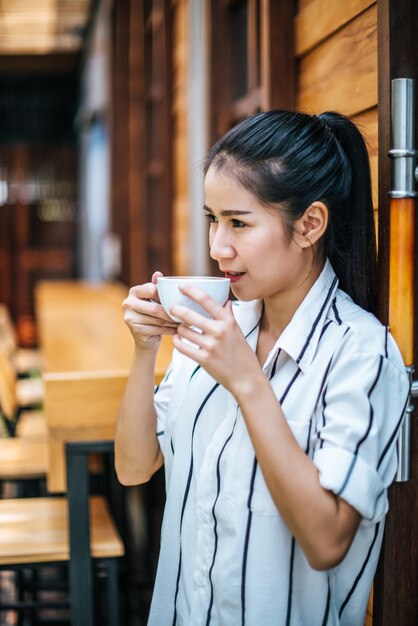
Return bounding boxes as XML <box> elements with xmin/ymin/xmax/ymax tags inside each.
<box><xmin>122</xmin><ymin>271</ymin><xmax>178</xmax><ymax>351</ymax></box>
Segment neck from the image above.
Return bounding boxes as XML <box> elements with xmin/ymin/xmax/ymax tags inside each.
<box><xmin>261</xmin><ymin>259</ymin><xmax>325</xmax><ymax>337</ymax></box>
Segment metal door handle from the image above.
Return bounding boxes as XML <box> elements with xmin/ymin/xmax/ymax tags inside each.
<box><xmin>396</xmin><ymin>367</ymin><xmax>415</xmax><ymax>482</ymax></box>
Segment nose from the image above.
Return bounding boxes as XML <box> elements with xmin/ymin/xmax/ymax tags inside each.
<box><xmin>209</xmin><ymin>225</ymin><xmax>236</xmax><ymax>262</ymax></box>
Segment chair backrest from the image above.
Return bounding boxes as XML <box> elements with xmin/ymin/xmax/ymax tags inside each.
<box><xmin>0</xmin><ymin>304</ymin><xmax>17</xmax><ymax>357</ymax></box>
<box><xmin>0</xmin><ymin>348</ymin><xmax>17</xmax><ymax>421</ymax></box>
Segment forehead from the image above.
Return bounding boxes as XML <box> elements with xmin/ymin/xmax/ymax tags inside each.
<box><xmin>204</xmin><ymin>166</ymin><xmax>260</xmax><ymax>209</ymax></box>
<box><xmin>204</xmin><ymin>166</ymin><xmax>284</xmax><ymax>224</ymax></box>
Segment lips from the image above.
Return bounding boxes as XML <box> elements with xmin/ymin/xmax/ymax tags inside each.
<box><xmin>224</xmin><ymin>271</ymin><xmax>245</xmax><ymax>283</ymax></box>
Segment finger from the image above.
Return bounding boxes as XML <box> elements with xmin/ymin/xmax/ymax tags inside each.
<box><xmin>176</xmin><ymin>323</ymin><xmax>207</xmax><ymax>348</ymax></box>
<box><xmin>125</xmin><ymin>310</ymin><xmax>178</xmax><ymax>329</ymax></box>
<box><xmin>135</xmin><ymin>324</ymin><xmax>178</xmax><ymax>337</ymax></box>
<box><xmin>152</xmin><ymin>270</ymin><xmax>164</xmax><ymax>285</ymax></box>
<box><xmin>124</xmin><ymin>294</ymin><xmax>176</xmax><ymax>325</ymax></box>
<box><xmin>160</xmin><ymin>326</ymin><xmax>178</xmax><ymax>335</ymax></box>
<box><xmin>169</xmin><ymin>304</ymin><xmax>214</xmax><ymax>332</ymax></box>
<box><xmin>178</xmin><ymin>283</ymin><xmax>228</xmax><ymax>319</ymax></box>
<box><xmin>172</xmin><ymin>333</ymin><xmax>204</xmax><ymax>362</ymax></box>
<box><xmin>128</xmin><ymin>282</ymin><xmax>159</xmax><ymax>302</ymax></box>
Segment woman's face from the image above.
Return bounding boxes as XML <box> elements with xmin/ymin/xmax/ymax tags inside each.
<box><xmin>204</xmin><ymin>166</ymin><xmax>311</xmax><ymax>303</ymax></box>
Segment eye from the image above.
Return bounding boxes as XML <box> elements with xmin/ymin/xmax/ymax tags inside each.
<box><xmin>204</xmin><ymin>212</ymin><xmax>218</xmax><ymax>224</ymax></box>
<box><xmin>231</xmin><ymin>219</ymin><xmax>246</xmax><ymax>228</ymax></box>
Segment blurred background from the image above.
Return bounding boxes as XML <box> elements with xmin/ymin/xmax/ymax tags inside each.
<box><xmin>0</xmin><ymin>0</ymin><xmax>379</xmax><ymax>349</ymax></box>
<box><xmin>1</xmin><ymin>2</ymin><xmax>417</xmax><ymax>625</ymax></box>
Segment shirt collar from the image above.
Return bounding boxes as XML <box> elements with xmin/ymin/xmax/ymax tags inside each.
<box><xmin>233</xmin><ymin>259</ymin><xmax>339</xmax><ymax>374</ymax></box>
<box><xmin>232</xmin><ymin>299</ymin><xmax>263</xmax><ymax>348</ymax></box>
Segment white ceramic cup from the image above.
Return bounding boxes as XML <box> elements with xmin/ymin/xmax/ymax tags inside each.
<box><xmin>157</xmin><ymin>276</ymin><xmax>231</xmax><ymax>322</ymax></box>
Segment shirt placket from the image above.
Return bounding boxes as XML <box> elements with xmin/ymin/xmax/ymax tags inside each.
<box><xmin>190</xmin><ymin>393</ymin><xmax>240</xmax><ymax>624</ymax></box>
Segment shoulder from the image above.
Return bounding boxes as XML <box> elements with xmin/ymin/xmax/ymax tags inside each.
<box><xmin>332</xmin><ymin>290</ymin><xmax>405</xmax><ymax>377</ymax></box>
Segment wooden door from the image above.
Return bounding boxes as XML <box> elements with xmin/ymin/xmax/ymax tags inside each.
<box><xmin>206</xmin><ymin>1</ymin><xmax>417</xmax><ymax>622</ymax></box>
<box><xmin>374</xmin><ymin>1</ymin><xmax>418</xmax><ymax>624</ymax></box>
<box><xmin>111</xmin><ymin>0</ymin><xmax>173</xmax><ymax>287</ymax></box>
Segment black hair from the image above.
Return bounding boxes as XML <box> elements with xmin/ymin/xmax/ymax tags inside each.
<box><xmin>205</xmin><ymin>110</ymin><xmax>377</xmax><ymax>314</ymax></box>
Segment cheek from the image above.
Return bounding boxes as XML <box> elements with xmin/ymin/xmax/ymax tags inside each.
<box><xmin>208</xmin><ymin>226</ymin><xmax>215</xmax><ymax>247</ymax></box>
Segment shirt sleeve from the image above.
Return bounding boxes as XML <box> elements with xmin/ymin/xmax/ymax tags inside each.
<box><xmin>312</xmin><ymin>334</ymin><xmax>410</xmax><ymax>523</ymax></box>
<box><xmin>154</xmin><ymin>346</ymin><xmax>182</xmax><ymax>458</ymax></box>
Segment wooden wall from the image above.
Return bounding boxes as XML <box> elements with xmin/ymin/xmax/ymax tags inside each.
<box><xmin>295</xmin><ymin>0</ymin><xmax>378</xmax><ymax>227</ymax></box>
<box><xmin>171</xmin><ymin>0</ymin><xmax>189</xmax><ymax>275</ymax></box>
<box><xmin>296</xmin><ymin>3</ymin><xmax>379</xmax><ymax>624</ymax></box>
<box><xmin>111</xmin><ymin>0</ymin><xmax>174</xmax><ymax>286</ymax></box>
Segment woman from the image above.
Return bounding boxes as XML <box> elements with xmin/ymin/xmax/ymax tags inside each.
<box><xmin>115</xmin><ymin>110</ymin><xmax>409</xmax><ymax>626</ymax></box>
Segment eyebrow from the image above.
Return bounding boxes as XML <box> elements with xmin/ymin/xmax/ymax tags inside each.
<box><xmin>203</xmin><ymin>204</ymin><xmax>252</xmax><ymax>216</ymax></box>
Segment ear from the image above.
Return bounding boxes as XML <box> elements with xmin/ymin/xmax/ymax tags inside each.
<box><xmin>295</xmin><ymin>202</ymin><xmax>328</xmax><ymax>247</ymax></box>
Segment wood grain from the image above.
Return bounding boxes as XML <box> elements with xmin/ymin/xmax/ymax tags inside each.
<box><xmin>0</xmin><ymin>496</ymin><xmax>124</xmax><ymax>565</ymax></box>
<box><xmin>296</xmin><ymin>0</ymin><xmax>375</xmax><ymax>56</ymax></box>
<box><xmin>15</xmin><ymin>410</ymin><xmax>47</xmax><ymax>438</ymax></box>
<box><xmin>0</xmin><ymin>437</ymin><xmax>48</xmax><ymax>479</ymax></box>
<box><xmin>172</xmin><ymin>0</ymin><xmax>189</xmax><ymax>274</ymax></box>
<box><xmin>36</xmin><ymin>280</ymin><xmax>173</xmax><ymax>492</ymax></box>
<box><xmin>389</xmin><ymin>198</ymin><xmax>415</xmax><ymax>365</ymax></box>
<box><xmin>297</xmin><ymin>5</ymin><xmax>377</xmax><ymax>116</ymax></box>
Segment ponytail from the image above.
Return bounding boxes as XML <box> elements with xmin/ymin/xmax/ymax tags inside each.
<box><xmin>205</xmin><ymin>109</ymin><xmax>378</xmax><ymax>314</ymax></box>
<box><xmin>319</xmin><ymin>112</ymin><xmax>377</xmax><ymax>314</ymax></box>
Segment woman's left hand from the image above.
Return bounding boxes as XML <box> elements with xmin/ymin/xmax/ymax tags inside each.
<box><xmin>171</xmin><ymin>283</ymin><xmax>261</xmax><ymax>395</ymax></box>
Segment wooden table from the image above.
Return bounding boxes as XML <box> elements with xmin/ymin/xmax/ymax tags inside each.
<box><xmin>35</xmin><ymin>280</ymin><xmax>173</xmax><ymax>492</ymax></box>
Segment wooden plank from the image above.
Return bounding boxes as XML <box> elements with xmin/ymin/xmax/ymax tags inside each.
<box><xmin>128</xmin><ymin>0</ymin><xmax>148</xmax><ymax>285</ymax></box>
<box><xmin>111</xmin><ymin>0</ymin><xmax>131</xmax><ymax>285</ymax></box>
<box><xmin>36</xmin><ymin>280</ymin><xmax>173</xmax><ymax>492</ymax></box>
<box><xmin>0</xmin><ymin>496</ymin><xmax>123</xmax><ymax>565</ymax></box>
<box><xmin>296</xmin><ymin>0</ymin><xmax>375</xmax><ymax>56</ymax></box>
<box><xmin>44</xmin><ymin>372</ymin><xmax>129</xmax><ymax>429</ymax></box>
<box><xmin>172</xmin><ymin>0</ymin><xmax>189</xmax><ymax>275</ymax></box>
<box><xmin>297</xmin><ymin>5</ymin><xmax>377</xmax><ymax>116</ymax></box>
<box><xmin>298</xmin><ymin>0</ymin><xmax>316</xmax><ymax>10</ymax></box>
<box><xmin>374</xmin><ymin>2</ymin><xmax>418</xmax><ymax>625</ymax></box>
<box><xmin>0</xmin><ymin>437</ymin><xmax>48</xmax><ymax>480</ymax></box>
<box><xmin>261</xmin><ymin>0</ymin><xmax>295</xmax><ymax>110</ymax></box>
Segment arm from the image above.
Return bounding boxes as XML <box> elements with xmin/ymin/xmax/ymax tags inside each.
<box><xmin>234</xmin><ymin>372</ymin><xmax>361</xmax><ymax>571</ymax></box>
<box><xmin>170</xmin><ymin>289</ymin><xmax>361</xmax><ymax>570</ymax></box>
<box><xmin>115</xmin><ymin>347</ymin><xmax>163</xmax><ymax>485</ymax></box>
<box><xmin>115</xmin><ymin>273</ymin><xmax>178</xmax><ymax>485</ymax></box>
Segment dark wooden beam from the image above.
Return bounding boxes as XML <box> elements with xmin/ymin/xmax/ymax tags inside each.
<box><xmin>0</xmin><ymin>53</ymin><xmax>79</xmax><ymax>74</ymax></box>
<box><xmin>375</xmin><ymin>1</ymin><xmax>418</xmax><ymax>625</ymax></box>
<box><xmin>110</xmin><ymin>0</ymin><xmax>130</xmax><ymax>284</ymax></box>
<box><xmin>261</xmin><ymin>0</ymin><xmax>296</xmax><ymax>110</ymax></box>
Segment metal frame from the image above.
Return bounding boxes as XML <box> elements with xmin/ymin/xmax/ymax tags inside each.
<box><xmin>65</xmin><ymin>439</ymin><xmax>121</xmax><ymax>626</ymax></box>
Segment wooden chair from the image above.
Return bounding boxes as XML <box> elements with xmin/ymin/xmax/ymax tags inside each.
<box><xmin>14</xmin><ymin>410</ymin><xmax>47</xmax><ymax>438</ymax></box>
<box><xmin>0</xmin><ymin>440</ymin><xmax>124</xmax><ymax>625</ymax></box>
<box><xmin>0</xmin><ymin>347</ymin><xmax>44</xmax><ymax>434</ymax></box>
<box><xmin>0</xmin><ymin>348</ymin><xmax>43</xmax><ymax>413</ymax></box>
<box><xmin>66</xmin><ymin>440</ymin><xmax>125</xmax><ymax>625</ymax></box>
<box><xmin>0</xmin><ymin>437</ymin><xmax>48</xmax><ymax>482</ymax></box>
<box><xmin>0</xmin><ymin>349</ymin><xmax>47</xmax><ymax>496</ymax></box>
<box><xmin>0</xmin><ymin>304</ymin><xmax>43</xmax><ymax>376</ymax></box>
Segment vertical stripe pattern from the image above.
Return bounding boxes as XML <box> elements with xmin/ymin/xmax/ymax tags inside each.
<box><xmin>148</xmin><ymin>260</ymin><xmax>409</xmax><ymax>626</ymax></box>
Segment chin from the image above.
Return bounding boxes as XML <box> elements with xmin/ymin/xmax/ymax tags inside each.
<box><xmin>231</xmin><ymin>285</ymin><xmax>256</xmax><ymax>302</ymax></box>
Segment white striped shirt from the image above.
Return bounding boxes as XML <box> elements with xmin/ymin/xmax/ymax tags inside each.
<box><xmin>148</xmin><ymin>260</ymin><xmax>409</xmax><ymax>626</ymax></box>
